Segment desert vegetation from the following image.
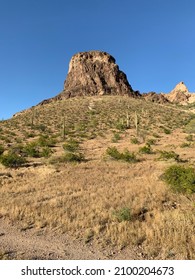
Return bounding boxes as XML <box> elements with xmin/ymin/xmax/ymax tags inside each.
<box><xmin>0</xmin><ymin>96</ymin><xmax>195</xmax><ymax>260</ymax></box>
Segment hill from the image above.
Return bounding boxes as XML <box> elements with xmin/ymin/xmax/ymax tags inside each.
<box><xmin>0</xmin><ymin>95</ymin><xmax>195</xmax><ymax>260</ymax></box>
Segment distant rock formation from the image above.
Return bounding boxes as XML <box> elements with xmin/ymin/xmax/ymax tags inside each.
<box><xmin>39</xmin><ymin>51</ymin><xmax>140</xmax><ymax>105</ymax></box>
<box><xmin>162</xmin><ymin>81</ymin><xmax>195</xmax><ymax>104</ymax></box>
<box><xmin>142</xmin><ymin>92</ymin><xmax>169</xmax><ymax>104</ymax></box>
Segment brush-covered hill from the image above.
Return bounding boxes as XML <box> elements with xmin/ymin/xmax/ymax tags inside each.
<box><xmin>0</xmin><ymin>95</ymin><xmax>195</xmax><ymax>260</ymax></box>
<box><xmin>0</xmin><ymin>51</ymin><xmax>195</xmax><ymax>260</ymax></box>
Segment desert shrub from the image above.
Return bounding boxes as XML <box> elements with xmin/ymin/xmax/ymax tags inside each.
<box><xmin>158</xmin><ymin>150</ymin><xmax>180</xmax><ymax>162</ymax></box>
<box><xmin>24</xmin><ymin>142</ymin><xmax>40</xmax><ymax>158</ymax></box>
<box><xmin>139</xmin><ymin>144</ymin><xmax>152</xmax><ymax>154</ymax></box>
<box><xmin>106</xmin><ymin>147</ymin><xmax>121</xmax><ymax>160</ymax></box>
<box><xmin>37</xmin><ymin>135</ymin><xmax>56</xmax><ymax>147</ymax></box>
<box><xmin>185</xmin><ymin>134</ymin><xmax>193</xmax><ymax>142</ymax></box>
<box><xmin>0</xmin><ymin>152</ymin><xmax>27</xmax><ymax>168</ymax></box>
<box><xmin>180</xmin><ymin>142</ymin><xmax>191</xmax><ymax>148</ymax></box>
<box><xmin>41</xmin><ymin>147</ymin><xmax>52</xmax><ymax>158</ymax></box>
<box><xmin>115</xmin><ymin>121</ymin><xmax>126</xmax><ymax>131</ymax></box>
<box><xmin>162</xmin><ymin>165</ymin><xmax>195</xmax><ymax>194</ymax></box>
<box><xmin>63</xmin><ymin>152</ymin><xmax>85</xmax><ymax>162</ymax></box>
<box><xmin>0</xmin><ymin>145</ymin><xmax>4</xmax><ymax>155</ymax></box>
<box><xmin>146</xmin><ymin>138</ymin><xmax>157</xmax><ymax>145</ymax></box>
<box><xmin>163</xmin><ymin>127</ymin><xmax>171</xmax><ymax>134</ymax></box>
<box><xmin>131</xmin><ymin>137</ymin><xmax>139</xmax><ymax>144</ymax></box>
<box><xmin>112</xmin><ymin>133</ymin><xmax>121</xmax><ymax>143</ymax></box>
<box><xmin>184</xmin><ymin>118</ymin><xmax>195</xmax><ymax>133</ymax></box>
<box><xmin>113</xmin><ymin>207</ymin><xmax>131</xmax><ymax>222</ymax></box>
<box><xmin>122</xmin><ymin>149</ymin><xmax>138</xmax><ymax>163</ymax></box>
<box><xmin>106</xmin><ymin>147</ymin><xmax>138</xmax><ymax>163</ymax></box>
<box><xmin>63</xmin><ymin>139</ymin><xmax>79</xmax><ymax>152</ymax></box>
<box><xmin>10</xmin><ymin>144</ymin><xmax>25</xmax><ymax>156</ymax></box>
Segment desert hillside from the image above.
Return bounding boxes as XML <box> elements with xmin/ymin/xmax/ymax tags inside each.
<box><xmin>0</xmin><ymin>95</ymin><xmax>195</xmax><ymax>260</ymax></box>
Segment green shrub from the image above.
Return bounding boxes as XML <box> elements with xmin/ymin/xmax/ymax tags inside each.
<box><xmin>184</xmin><ymin>118</ymin><xmax>195</xmax><ymax>133</ymax></box>
<box><xmin>106</xmin><ymin>147</ymin><xmax>138</xmax><ymax>163</ymax></box>
<box><xmin>106</xmin><ymin>147</ymin><xmax>121</xmax><ymax>160</ymax></box>
<box><xmin>37</xmin><ymin>135</ymin><xmax>56</xmax><ymax>147</ymax></box>
<box><xmin>63</xmin><ymin>152</ymin><xmax>85</xmax><ymax>162</ymax></box>
<box><xmin>139</xmin><ymin>144</ymin><xmax>152</xmax><ymax>154</ymax></box>
<box><xmin>0</xmin><ymin>152</ymin><xmax>27</xmax><ymax>168</ymax></box>
<box><xmin>113</xmin><ymin>207</ymin><xmax>131</xmax><ymax>222</ymax></box>
<box><xmin>180</xmin><ymin>142</ymin><xmax>191</xmax><ymax>148</ymax></box>
<box><xmin>185</xmin><ymin>134</ymin><xmax>193</xmax><ymax>142</ymax></box>
<box><xmin>158</xmin><ymin>150</ymin><xmax>180</xmax><ymax>162</ymax></box>
<box><xmin>111</xmin><ymin>133</ymin><xmax>121</xmax><ymax>143</ymax></box>
<box><xmin>122</xmin><ymin>149</ymin><xmax>138</xmax><ymax>163</ymax></box>
<box><xmin>146</xmin><ymin>138</ymin><xmax>157</xmax><ymax>145</ymax></box>
<box><xmin>162</xmin><ymin>165</ymin><xmax>195</xmax><ymax>194</ymax></box>
<box><xmin>0</xmin><ymin>145</ymin><xmax>4</xmax><ymax>155</ymax></box>
<box><xmin>41</xmin><ymin>147</ymin><xmax>52</xmax><ymax>158</ymax></box>
<box><xmin>24</xmin><ymin>142</ymin><xmax>40</xmax><ymax>158</ymax></box>
<box><xmin>131</xmin><ymin>137</ymin><xmax>139</xmax><ymax>144</ymax></box>
<box><xmin>63</xmin><ymin>139</ymin><xmax>79</xmax><ymax>152</ymax></box>
<box><xmin>163</xmin><ymin>128</ymin><xmax>171</xmax><ymax>134</ymax></box>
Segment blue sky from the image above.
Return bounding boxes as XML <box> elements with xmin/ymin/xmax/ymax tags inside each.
<box><xmin>0</xmin><ymin>0</ymin><xmax>195</xmax><ymax>119</ymax></box>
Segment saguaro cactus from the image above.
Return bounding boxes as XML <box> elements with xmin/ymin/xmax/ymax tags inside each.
<box><xmin>134</xmin><ymin>111</ymin><xmax>138</xmax><ymax>136</ymax></box>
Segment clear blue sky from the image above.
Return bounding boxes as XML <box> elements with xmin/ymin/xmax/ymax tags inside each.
<box><xmin>1</xmin><ymin>0</ymin><xmax>195</xmax><ymax>119</ymax></box>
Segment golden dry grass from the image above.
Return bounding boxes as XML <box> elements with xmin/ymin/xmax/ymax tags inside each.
<box><xmin>0</xmin><ymin>96</ymin><xmax>195</xmax><ymax>259</ymax></box>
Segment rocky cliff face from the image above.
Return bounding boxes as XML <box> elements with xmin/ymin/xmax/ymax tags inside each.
<box><xmin>39</xmin><ymin>51</ymin><xmax>139</xmax><ymax>105</ymax></box>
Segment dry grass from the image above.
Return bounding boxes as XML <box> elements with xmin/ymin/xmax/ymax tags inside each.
<box><xmin>0</xmin><ymin>96</ymin><xmax>195</xmax><ymax>259</ymax></box>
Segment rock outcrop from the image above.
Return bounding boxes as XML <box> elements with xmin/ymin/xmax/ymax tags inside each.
<box><xmin>142</xmin><ymin>92</ymin><xmax>169</xmax><ymax>104</ymax></box>
<box><xmin>163</xmin><ymin>81</ymin><xmax>195</xmax><ymax>104</ymax></box>
<box><xmin>39</xmin><ymin>51</ymin><xmax>139</xmax><ymax>105</ymax></box>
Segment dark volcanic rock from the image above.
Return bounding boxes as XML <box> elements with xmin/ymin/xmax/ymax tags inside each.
<box><xmin>39</xmin><ymin>51</ymin><xmax>139</xmax><ymax>105</ymax></box>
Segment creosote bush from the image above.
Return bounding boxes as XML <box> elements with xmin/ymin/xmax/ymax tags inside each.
<box><xmin>106</xmin><ymin>147</ymin><xmax>138</xmax><ymax>163</ymax></box>
<box><xmin>113</xmin><ymin>207</ymin><xmax>132</xmax><ymax>222</ymax></box>
<box><xmin>0</xmin><ymin>145</ymin><xmax>4</xmax><ymax>155</ymax></box>
<box><xmin>139</xmin><ymin>144</ymin><xmax>153</xmax><ymax>154</ymax></box>
<box><xmin>158</xmin><ymin>150</ymin><xmax>180</xmax><ymax>162</ymax></box>
<box><xmin>0</xmin><ymin>152</ymin><xmax>27</xmax><ymax>168</ymax></box>
<box><xmin>63</xmin><ymin>139</ymin><xmax>79</xmax><ymax>152</ymax></box>
<box><xmin>162</xmin><ymin>165</ymin><xmax>195</xmax><ymax>194</ymax></box>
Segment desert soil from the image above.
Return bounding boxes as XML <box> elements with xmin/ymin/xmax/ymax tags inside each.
<box><xmin>0</xmin><ymin>218</ymin><xmax>140</xmax><ymax>260</ymax></box>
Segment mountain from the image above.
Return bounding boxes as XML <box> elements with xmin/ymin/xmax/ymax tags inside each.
<box><xmin>39</xmin><ymin>51</ymin><xmax>140</xmax><ymax>105</ymax></box>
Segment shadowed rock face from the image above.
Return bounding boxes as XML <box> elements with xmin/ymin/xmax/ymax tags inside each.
<box><xmin>62</xmin><ymin>51</ymin><xmax>138</xmax><ymax>98</ymax></box>
<box><xmin>39</xmin><ymin>51</ymin><xmax>139</xmax><ymax>105</ymax></box>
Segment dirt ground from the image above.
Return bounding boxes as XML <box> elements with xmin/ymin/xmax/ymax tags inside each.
<box><xmin>0</xmin><ymin>218</ymin><xmax>141</xmax><ymax>260</ymax></box>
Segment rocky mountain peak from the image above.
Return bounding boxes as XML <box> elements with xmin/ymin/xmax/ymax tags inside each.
<box><xmin>62</xmin><ymin>50</ymin><xmax>139</xmax><ymax>98</ymax></box>
<box><xmin>170</xmin><ymin>81</ymin><xmax>189</xmax><ymax>94</ymax></box>
<box><xmin>39</xmin><ymin>51</ymin><xmax>139</xmax><ymax>105</ymax></box>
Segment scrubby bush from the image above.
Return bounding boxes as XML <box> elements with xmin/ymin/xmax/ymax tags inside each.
<box><xmin>162</xmin><ymin>165</ymin><xmax>195</xmax><ymax>194</ymax></box>
<box><xmin>63</xmin><ymin>139</ymin><xmax>79</xmax><ymax>152</ymax></box>
<box><xmin>24</xmin><ymin>142</ymin><xmax>40</xmax><ymax>158</ymax></box>
<box><xmin>0</xmin><ymin>145</ymin><xmax>4</xmax><ymax>155</ymax></box>
<box><xmin>37</xmin><ymin>135</ymin><xmax>56</xmax><ymax>147</ymax></box>
<box><xmin>111</xmin><ymin>133</ymin><xmax>121</xmax><ymax>143</ymax></box>
<box><xmin>63</xmin><ymin>152</ymin><xmax>85</xmax><ymax>163</ymax></box>
<box><xmin>0</xmin><ymin>152</ymin><xmax>27</xmax><ymax>168</ymax></box>
<box><xmin>139</xmin><ymin>144</ymin><xmax>152</xmax><ymax>154</ymax></box>
<box><xmin>158</xmin><ymin>150</ymin><xmax>180</xmax><ymax>162</ymax></box>
<box><xmin>185</xmin><ymin>134</ymin><xmax>193</xmax><ymax>142</ymax></box>
<box><xmin>106</xmin><ymin>147</ymin><xmax>138</xmax><ymax>163</ymax></box>
<box><xmin>131</xmin><ymin>137</ymin><xmax>139</xmax><ymax>144</ymax></box>
<box><xmin>113</xmin><ymin>207</ymin><xmax>131</xmax><ymax>222</ymax></box>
